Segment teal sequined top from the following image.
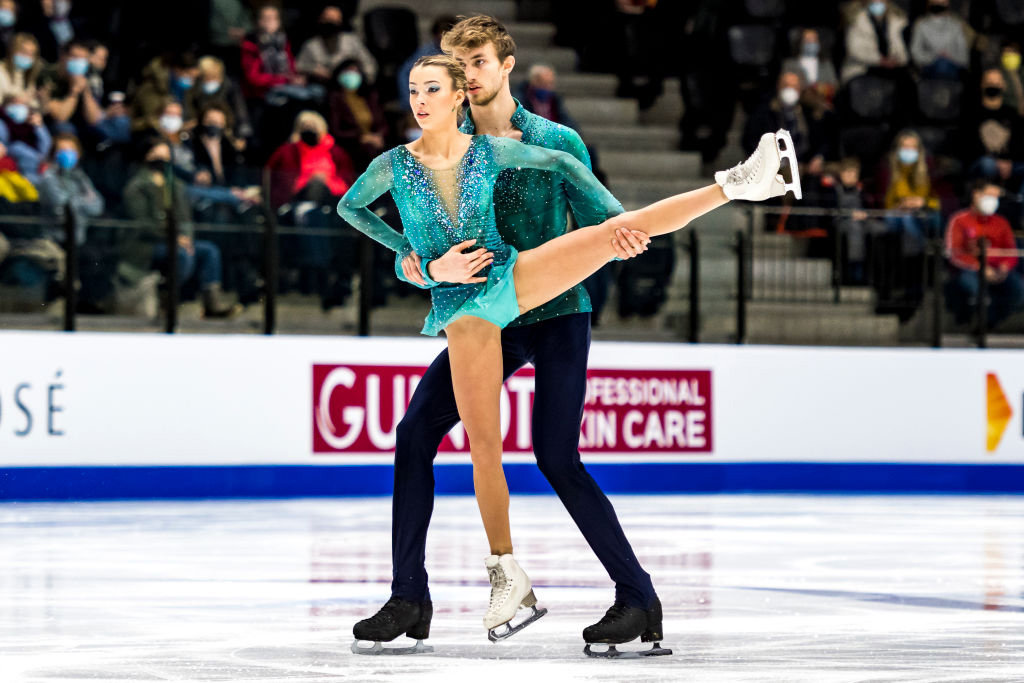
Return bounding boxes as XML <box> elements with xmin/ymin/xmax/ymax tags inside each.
<box><xmin>337</xmin><ymin>133</ymin><xmax>622</xmax><ymax>336</ymax></box>
<box><xmin>395</xmin><ymin>100</ymin><xmax>622</xmax><ymax>327</ymax></box>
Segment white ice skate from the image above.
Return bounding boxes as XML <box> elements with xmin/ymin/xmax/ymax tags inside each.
<box><xmin>716</xmin><ymin>129</ymin><xmax>802</xmax><ymax>201</ymax></box>
<box><xmin>483</xmin><ymin>554</ymin><xmax>547</xmax><ymax>642</ymax></box>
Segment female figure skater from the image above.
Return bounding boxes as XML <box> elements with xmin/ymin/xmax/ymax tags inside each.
<box><xmin>338</xmin><ymin>55</ymin><xmax>800</xmax><ymax>636</ymax></box>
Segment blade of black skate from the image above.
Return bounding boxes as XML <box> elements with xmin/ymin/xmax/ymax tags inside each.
<box><xmin>351</xmin><ymin>639</ymin><xmax>433</xmax><ymax>655</ymax></box>
<box><xmin>584</xmin><ymin>643</ymin><xmax>673</xmax><ymax>659</ymax></box>
<box><xmin>487</xmin><ymin>606</ymin><xmax>547</xmax><ymax>642</ymax></box>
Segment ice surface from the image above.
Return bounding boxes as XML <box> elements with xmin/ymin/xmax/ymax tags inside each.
<box><xmin>2</xmin><ymin>495</ymin><xmax>1023</xmax><ymax>682</ymax></box>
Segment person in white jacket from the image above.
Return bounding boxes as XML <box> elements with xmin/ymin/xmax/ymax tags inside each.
<box><xmin>841</xmin><ymin>0</ymin><xmax>909</xmax><ymax>84</ymax></box>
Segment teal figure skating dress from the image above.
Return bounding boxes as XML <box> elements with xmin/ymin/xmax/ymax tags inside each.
<box><xmin>337</xmin><ymin>134</ymin><xmax>622</xmax><ymax>336</ymax></box>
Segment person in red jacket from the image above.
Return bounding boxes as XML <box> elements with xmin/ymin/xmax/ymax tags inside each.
<box><xmin>240</xmin><ymin>2</ymin><xmax>301</xmax><ymax>101</ymax></box>
<box><xmin>265</xmin><ymin>109</ymin><xmax>355</xmax><ymax>307</ymax></box>
<box><xmin>945</xmin><ymin>179</ymin><xmax>1024</xmax><ymax>327</ymax></box>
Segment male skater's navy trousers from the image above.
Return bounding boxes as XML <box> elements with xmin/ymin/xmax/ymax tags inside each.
<box><xmin>390</xmin><ymin>312</ymin><xmax>657</xmax><ymax>609</ymax></box>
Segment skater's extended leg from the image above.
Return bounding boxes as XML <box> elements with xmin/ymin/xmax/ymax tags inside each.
<box><xmin>514</xmin><ymin>130</ymin><xmax>799</xmax><ymax>314</ymax></box>
<box><xmin>513</xmin><ymin>185</ymin><xmax>728</xmax><ymax>314</ymax></box>
<box><xmin>528</xmin><ymin>313</ymin><xmax>657</xmax><ymax>609</ymax></box>
<box><xmin>445</xmin><ymin>314</ymin><xmax>512</xmax><ymax>555</ymax></box>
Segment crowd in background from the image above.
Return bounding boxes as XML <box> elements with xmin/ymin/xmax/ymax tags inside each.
<box><xmin>557</xmin><ymin>0</ymin><xmax>1024</xmax><ymax>326</ymax></box>
<box><xmin>0</xmin><ymin>0</ymin><xmax>1021</xmax><ymax>328</ymax></box>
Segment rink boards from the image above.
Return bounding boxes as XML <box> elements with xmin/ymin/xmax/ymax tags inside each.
<box><xmin>1</xmin><ymin>330</ymin><xmax>1023</xmax><ymax>499</ymax></box>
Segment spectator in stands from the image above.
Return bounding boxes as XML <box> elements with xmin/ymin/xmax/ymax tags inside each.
<box><xmin>0</xmin><ymin>92</ymin><xmax>50</xmax><ymax>183</ymax></box>
<box><xmin>396</xmin><ymin>15</ymin><xmax>458</xmax><ymax>105</ymax></box>
<box><xmin>841</xmin><ymin>0</ymin><xmax>909</xmax><ymax>84</ymax></box>
<box><xmin>26</xmin><ymin>0</ymin><xmax>79</xmax><ymax>63</ymax></box>
<box><xmin>241</xmin><ymin>2</ymin><xmax>308</xmax><ymax>101</ymax></box>
<box><xmin>36</xmin><ymin>132</ymin><xmax>101</xmax><ymax>247</ymax></box>
<box><xmin>83</xmin><ymin>40</ymin><xmax>129</xmax><ymax>147</ymax></box>
<box><xmin>328</xmin><ymin>58</ymin><xmax>385</xmax><ymax>171</ymax></box>
<box><xmin>831</xmin><ymin>157</ymin><xmax>886</xmax><ymax>284</ymax></box>
<box><xmin>744</xmin><ymin>69</ymin><xmax>834</xmax><ymax>177</ymax></box>
<box><xmin>783</xmin><ymin>28</ymin><xmax>839</xmax><ymax>106</ymax></box>
<box><xmin>185</xmin><ymin>56</ymin><xmax>252</xmax><ymax>146</ymax></box>
<box><xmin>883</xmin><ymin>130</ymin><xmax>941</xmax><ymax>255</ymax></box>
<box><xmin>129</xmin><ymin>52</ymin><xmax>199</xmax><ymax>135</ymax></box>
<box><xmin>0</xmin><ymin>230</ymin><xmax>8</xmax><ymax>267</ymax></box>
<box><xmin>0</xmin><ymin>1</ymin><xmax>20</xmax><ymax>57</ymax></box>
<box><xmin>189</xmin><ymin>103</ymin><xmax>258</xmax><ymax>220</ymax></box>
<box><xmin>963</xmin><ymin>68</ymin><xmax>1024</xmax><ymax>190</ymax></box>
<box><xmin>295</xmin><ymin>4</ymin><xmax>377</xmax><ymax>87</ymax></box>
<box><xmin>123</xmin><ymin>139</ymin><xmax>240</xmax><ymax>318</ymax></box>
<box><xmin>945</xmin><ymin>179</ymin><xmax>1024</xmax><ymax>327</ymax></box>
<box><xmin>265</xmin><ymin>110</ymin><xmax>354</xmax><ymax>304</ymax></box>
<box><xmin>0</xmin><ymin>34</ymin><xmax>41</xmax><ymax>105</ymax></box>
<box><xmin>612</xmin><ymin>0</ymin><xmax>667</xmax><ymax>110</ymax></box>
<box><xmin>208</xmin><ymin>0</ymin><xmax>253</xmax><ymax>77</ymax></box>
<box><xmin>40</xmin><ymin>40</ymin><xmax>101</xmax><ymax>141</ymax></box>
<box><xmin>909</xmin><ymin>0</ymin><xmax>970</xmax><ymax>80</ymax></box>
<box><xmin>513</xmin><ymin>64</ymin><xmax>580</xmax><ymax>132</ymax></box>
<box><xmin>265</xmin><ymin>110</ymin><xmax>353</xmax><ymax>209</ymax></box>
<box><xmin>999</xmin><ymin>42</ymin><xmax>1023</xmax><ymax>116</ymax></box>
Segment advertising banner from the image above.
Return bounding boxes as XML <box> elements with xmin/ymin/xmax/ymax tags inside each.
<box><xmin>1</xmin><ymin>331</ymin><xmax>1023</xmax><ymax>497</ymax></box>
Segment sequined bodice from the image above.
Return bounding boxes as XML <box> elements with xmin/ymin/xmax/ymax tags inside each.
<box><xmin>389</xmin><ymin>136</ymin><xmax>507</xmax><ymax>263</ymax></box>
<box><xmin>337</xmin><ymin>132</ymin><xmax>623</xmax><ymax>334</ymax></box>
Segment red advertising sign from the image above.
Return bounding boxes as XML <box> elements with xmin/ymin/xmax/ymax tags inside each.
<box><xmin>313</xmin><ymin>364</ymin><xmax>712</xmax><ymax>454</ymax></box>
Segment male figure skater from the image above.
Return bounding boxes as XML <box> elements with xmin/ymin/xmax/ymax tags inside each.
<box><xmin>351</xmin><ymin>15</ymin><xmax>667</xmax><ymax>657</ymax></box>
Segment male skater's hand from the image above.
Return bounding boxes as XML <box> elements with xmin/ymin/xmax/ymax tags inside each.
<box><xmin>611</xmin><ymin>228</ymin><xmax>651</xmax><ymax>259</ymax></box>
<box><xmin>402</xmin><ymin>239</ymin><xmax>494</xmax><ymax>285</ymax></box>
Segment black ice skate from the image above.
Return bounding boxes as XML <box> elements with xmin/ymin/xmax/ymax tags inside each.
<box><xmin>351</xmin><ymin>596</ymin><xmax>434</xmax><ymax>655</ymax></box>
<box><xmin>582</xmin><ymin>597</ymin><xmax>672</xmax><ymax>659</ymax></box>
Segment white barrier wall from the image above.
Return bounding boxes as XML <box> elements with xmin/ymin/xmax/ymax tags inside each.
<box><xmin>1</xmin><ymin>331</ymin><xmax>1022</xmax><ymax>497</ymax></box>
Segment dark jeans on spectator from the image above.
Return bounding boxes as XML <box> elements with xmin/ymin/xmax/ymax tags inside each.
<box><xmin>885</xmin><ymin>210</ymin><xmax>941</xmax><ymax>257</ymax></box>
<box><xmin>949</xmin><ymin>268</ymin><xmax>1024</xmax><ymax>328</ymax></box>
<box><xmin>921</xmin><ymin>58</ymin><xmax>965</xmax><ymax>81</ymax></box>
<box><xmin>152</xmin><ymin>240</ymin><xmax>223</xmax><ymax>291</ymax></box>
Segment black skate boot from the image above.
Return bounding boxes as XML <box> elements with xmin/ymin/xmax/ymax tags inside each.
<box><xmin>582</xmin><ymin>597</ymin><xmax>672</xmax><ymax>659</ymax></box>
<box><xmin>351</xmin><ymin>596</ymin><xmax>433</xmax><ymax>655</ymax></box>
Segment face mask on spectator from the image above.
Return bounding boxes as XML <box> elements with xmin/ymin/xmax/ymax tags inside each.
<box><xmin>338</xmin><ymin>71</ymin><xmax>362</xmax><ymax>90</ymax></box>
<box><xmin>159</xmin><ymin>114</ymin><xmax>183</xmax><ymax>134</ymax></box>
<box><xmin>54</xmin><ymin>0</ymin><xmax>71</xmax><ymax>17</ymax></box>
<box><xmin>318</xmin><ymin>22</ymin><xmax>342</xmax><ymax>37</ymax></box>
<box><xmin>983</xmin><ymin>86</ymin><xmax>1005</xmax><ymax>99</ymax></box>
<box><xmin>0</xmin><ymin>9</ymin><xmax>15</xmax><ymax>27</ymax></box>
<box><xmin>299</xmin><ymin>129</ymin><xmax>320</xmax><ymax>146</ymax></box>
<box><xmin>801</xmin><ymin>42</ymin><xmax>820</xmax><ymax>58</ymax></box>
<box><xmin>175</xmin><ymin>75</ymin><xmax>194</xmax><ymax>91</ymax></box>
<box><xmin>201</xmin><ymin>124</ymin><xmax>223</xmax><ymax>139</ymax></box>
<box><xmin>56</xmin><ymin>148</ymin><xmax>78</xmax><ymax>170</ymax></box>
<box><xmin>147</xmin><ymin>158</ymin><xmax>167</xmax><ymax>171</ymax></box>
<box><xmin>779</xmin><ymin>87</ymin><xmax>800</xmax><ymax>107</ymax></box>
<box><xmin>868</xmin><ymin>1</ymin><xmax>887</xmax><ymax>17</ymax></box>
<box><xmin>66</xmin><ymin>57</ymin><xmax>89</xmax><ymax>76</ymax></box>
<box><xmin>13</xmin><ymin>54</ymin><xmax>34</xmax><ymax>71</ymax></box>
<box><xmin>531</xmin><ymin>87</ymin><xmax>553</xmax><ymax>102</ymax></box>
<box><xmin>1004</xmin><ymin>52</ymin><xmax>1022</xmax><ymax>73</ymax></box>
<box><xmin>927</xmin><ymin>2</ymin><xmax>946</xmax><ymax>13</ymax></box>
<box><xmin>5</xmin><ymin>103</ymin><xmax>28</xmax><ymax>123</ymax></box>
<box><xmin>977</xmin><ymin>195</ymin><xmax>999</xmax><ymax>216</ymax></box>
<box><xmin>898</xmin><ymin>148</ymin><xmax>919</xmax><ymax>165</ymax></box>
<box><xmin>202</xmin><ymin>80</ymin><xmax>221</xmax><ymax>95</ymax></box>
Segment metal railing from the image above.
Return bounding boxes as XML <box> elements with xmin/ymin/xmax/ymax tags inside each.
<box><xmin>4</xmin><ymin>196</ymin><xmax>1023</xmax><ymax>348</ymax></box>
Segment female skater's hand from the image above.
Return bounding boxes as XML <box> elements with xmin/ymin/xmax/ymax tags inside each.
<box><xmin>404</xmin><ymin>239</ymin><xmax>494</xmax><ymax>285</ymax></box>
<box><xmin>401</xmin><ymin>251</ymin><xmax>428</xmax><ymax>287</ymax></box>
<box><xmin>611</xmin><ymin>228</ymin><xmax>651</xmax><ymax>259</ymax></box>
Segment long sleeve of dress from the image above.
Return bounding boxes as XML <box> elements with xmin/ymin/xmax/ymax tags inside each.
<box><xmin>336</xmin><ymin>151</ymin><xmax>413</xmax><ymax>256</ymax></box>
<box><xmin>488</xmin><ymin>135</ymin><xmax>623</xmax><ymax>220</ymax></box>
